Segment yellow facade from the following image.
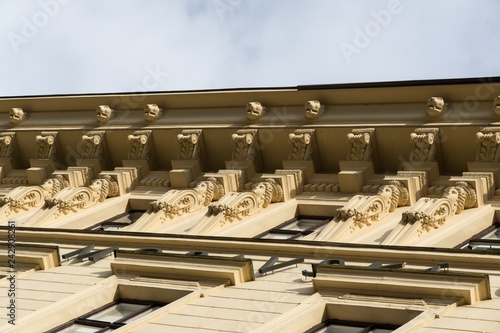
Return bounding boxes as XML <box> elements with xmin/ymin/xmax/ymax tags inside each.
<box><xmin>1</xmin><ymin>78</ymin><xmax>500</xmax><ymax>332</ymax></box>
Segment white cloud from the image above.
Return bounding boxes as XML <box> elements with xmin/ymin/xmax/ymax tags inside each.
<box><xmin>0</xmin><ymin>0</ymin><xmax>499</xmax><ymax>96</ymax></box>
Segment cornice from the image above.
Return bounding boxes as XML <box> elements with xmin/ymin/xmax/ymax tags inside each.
<box><xmin>1</xmin><ymin>77</ymin><xmax>500</xmax><ymax>111</ymax></box>
<box><xmin>3</xmin><ymin>228</ymin><xmax>500</xmax><ymax>272</ymax></box>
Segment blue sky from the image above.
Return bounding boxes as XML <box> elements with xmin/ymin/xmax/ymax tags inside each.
<box><xmin>1</xmin><ymin>0</ymin><xmax>499</xmax><ymax>96</ymax></box>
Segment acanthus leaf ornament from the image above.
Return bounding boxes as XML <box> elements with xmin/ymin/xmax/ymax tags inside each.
<box><xmin>207</xmin><ymin>178</ymin><xmax>283</xmax><ymax>224</ymax></box>
<box><xmin>36</xmin><ymin>131</ymin><xmax>58</xmax><ymax>160</ymax></box>
<box><xmin>81</xmin><ymin>131</ymin><xmax>106</xmax><ymax>160</ymax></box>
<box><xmin>45</xmin><ymin>187</ymin><xmax>97</xmax><ymax>218</ymax></box>
<box><xmin>409</xmin><ymin>128</ymin><xmax>439</xmax><ymax>162</ymax></box>
<box><xmin>177</xmin><ymin>130</ymin><xmax>202</xmax><ymax>160</ymax></box>
<box><xmin>128</xmin><ymin>130</ymin><xmax>153</xmax><ymax>160</ymax></box>
<box><xmin>314</xmin><ymin>180</ymin><xmax>410</xmax><ymax>241</ymax></box>
<box><xmin>0</xmin><ymin>132</ymin><xmax>16</xmax><ymax>159</ymax></box>
<box><xmin>346</xmin><ymin>129</ymin><xmax>374</xmax><ymax>162</ymax></box>
<box><xmin>475</xmin><ymin>128</ymin><xmax>500</xmax><ymax>162</ymax></box>
<box><xmin>288</xmin><ymin>129</ymin><xmax>315</xmax><ymax>161</ymax></box>
<box><xmin>149</xmin><ymin>177</ymin><xmax>224</xmax><ymax>222</ymax></box>
<box><xmin>0</xmin><ymin>186</ymin><xmax>45</xmax><ymax>216</ymax></box>
<box><xmin>402</xmin><ymin>181</ymin><xmax>477</xmax><ymax>235</ymax></box>
<box><xmin>231</xmin><ymin>129</ymin><xmax>258</xmax><ymax>161</ymax></box>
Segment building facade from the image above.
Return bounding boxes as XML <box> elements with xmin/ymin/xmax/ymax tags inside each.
<box><xmin>0</xmin><ymin>78</ymin><xmax>500</xmax><ymax>332</ymax></box>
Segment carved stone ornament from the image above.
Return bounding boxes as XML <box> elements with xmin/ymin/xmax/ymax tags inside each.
<box><xmin>128</xmin><ymin>130</ymin><xmax>153</xmax><ymax>160</ymax></box>
<box><xmin>81</xmin><ymin>131</ymin><xmax>106</xmax><ymax>159</ymax></box>
<box><xmin>427</xmin><ymin>97</ymin><xmax>446</xmax><ymax>118</ymax></box>
<box><xmin>45</xmin><ymin>187</ymin><xmax>99</xmax><ymax>218</ymax></box>
<box><xmin>246</xmin><ymin>102</ymin><xmax>266</xmax><ymax>120</ymax></box>
<box><xmin>442</xmin><ymin>181</ymin><xmax>476</xmax><ymax>214</ymax></box>
<box><xmin>493</xmin><ymin>96</ymin><xmax>500</xmax><ymax>116</ymax></box>
<box><xmin>41</xmin><ymin>175</ymin><xmax>70</xmax><ymax>199</ymax></box>
<box><xmin>347</xmin><ymin>129</ymin><xmax>374</xmax><ymax>161</ymax></box>
<box><xmin>231</xmin><ymin>129</ymin><xmax>258</xmax><ymax>161</ymax></box>
<box><xmin>0</xmin><ymin>186</ymin><xmax>45</xmax><ymax>217</ymax></box>
<box><xmin>337</xmin><ymin>180</ymin><xmax>409</xmax><ymax>229</ymax></box>
<box><xmin>0</xmin><ymin>132</ymin><xmax>16</xmax><ymax>159</ymax></box>
<box><xmin>288</xmin><ymin>129</ymin><xmax>315</xmax><ymax>161</ymax></box>
<box><xmin>402</xmin><ymin>181</ymin><xmax>477</xmax><ymax>234</ymax></box>
<box><xmin>401</xmin><ymin>199</ymin><xmax>451</xmax><ymax>234</ymax></box>
<box><xmin>475</xmin><ymin>128</ymin><xmax>500</xmax><ymax>162</ymax></box>
<box><xmin>36</xmin><ymin>131</ymin><xmax>58</xmax><ymax>160</ymax></box>
<box><xmin>208</xmin><ymin>178</ymin><xmax>283</xmax><ymax>223</ymax></box>
<box><xmin>409</xmin><ymin>128</ymin><xmax>439</xmax><ymax>162</ymax></box>
<box><xmin>96</xmin><ymin>105</ymin><xmax>115</xmax><ymax>123</ymax></box>
<box><xmin>251</xmin><ymin>178</ymin><xmax>284</xmax><ymax>208</ymax></box>
<box><xmin>305</xmin><ymin>100</ymin><xmax>325</xmax><ymax>120</ymax></box>
<box><xmin>89</xmin><ymin>175</ymin><xmax>119</xmax><ymax>202</ymax></box>
<box><xmin>43</xmin><ymin>175</ymin><xmax>118</xmax><ymax>219</ymax></box>
<box><xmin>177</xmin><ymin>129</ymin><xmax>202</xmax><ymax>160</ymax></box>
<box><xmin>9</xmin><ymin>108</ymin><xmax>28</xmax><ymax>125</ymax></box>
<box><xmin>144</xmin><ymin>104</ymin><xmax>163</xmax><ymax>121</ymax></box>
<box><xmin>150</xmin><ymin>177</ymin><xmax>224</xmax><ymax>220</ymax></box>
<box><xmin>275</xmin><ymin>169</ymin><xmax>302</xmax><ymax>190</ymax></box>
<box><xmin>378</xmin><ymin>180</ymin><xmax>410</xmax><ymax>211</ymax></box>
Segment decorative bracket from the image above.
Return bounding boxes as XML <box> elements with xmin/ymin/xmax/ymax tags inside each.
<box><xmin>151</xmin><ymin>177</ymin><xmax>224</xmax><ymax>220</ymax></box>
<box><xmin>383</xmin><ymin>174</ymin><xmax>486</xmax><ymax>245</ymax></box>
<box><xmin>231</xmin><ymin>129</ymin><xmax>259</xmax><ymax>162</ymax></box>
<box><xmin>36</xmin><ymin>175</ymin><xmax>119</xmax><ymax>221</ymax></box>
<box><xmin>226</xmin><ymin>129</ymin><xmax>262</xmax><ymax>182</ymax></box>
<box><xmin>475</xmin><ymin>128</ymin><xmax>500</xmax><ymax>162</ymax></box>
<box><xmin>35</xmin><ymin>131</ymin><xmax>58</xmax><ymax>160</ymax></box>
<box><xmin>207</xmin><ymin>178</ymin><xmax>284</xmax><ymax>224</ymax></box>
<box><xmin>409</xmin><ymin>128</ymin><xmax>439</xmax><ymax>163</ymax></box>
<box><xmin>126</xmin><ymin>177</ymin><xmax>225</xmax><ymax>232</ymax></box>
<box><xmin>177</xmin><ymin>129</ymin><xmax>203</xmax><ymax>160</ymax></box>
<box><xmin>124</xmin><ymin>130</ymin><xmax>155</xmax><ymax>180</ymax></box>
<box><xmin>0</xmin><ymin>132</ymin><xmax>16</xmax><ymax>160</ymax></box>
<box><xmin>468</xmin><ymin>128</ymin><xmax>500</xmax><ymax>187</ymax></box>
<box><xmin>288</xmin><ymin>129</ymin><xmax>315</xmax><ymax>161</ymax></box>
<box><xmin>346</xmin><ymin>128</ymin><xmax>375</xmax><ymax>162</ymax></box>
<box><xmin>128</xmin><ymin>130</ymin><xmax>153</xmax><ymax>161</ymax></box>
<box><xmin>282</xmin><ymin>129</ymin><xmax>318</xmax><ymax>186</ymax></box>
<box><xmin>0</xmin><ymin>186</ymin><xmax>45</xmax><ymax>218</ymax></box>
<box><xmin>26</xmin><ymin>131</ymin><xmax>61</xmax><ymax>185</ymax></box>
<box><xmin>315</xmin><ymin>180</ymin><xmax>409</xmax><ymax>241</ymax></box>
<box><xmin>77</xmin><ymin>130</ymin><xmax>110</xmax><ymax>178</ymax></box>
<box><xmin>0</xmin><ymin>132</ymin><xmax>16</xmax><ymax>180</ymax></box>
<box><xmin>185</xmin><ymin>178</ymin><xmax>284</xmax><ymax>235</ymax></box>
<box><xmin>339</xmin><ymin>128</ymin><xmax>377</xmax><ymax>193</ymax></box>
<box><xmin>403</xmin><ymin>128</ymin><xmax>441</xmax><ymax>185</ymax></box>
<box><xmin>170</xmin><ymin>130</ymin><xmax>204</xmax><ymax>188</ymax></box>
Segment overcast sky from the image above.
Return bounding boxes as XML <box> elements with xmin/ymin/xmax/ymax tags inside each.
<box><xmin>0</xmin><ymin>0</ymin><xmax>499</xmax><ymax>97</ymax></box>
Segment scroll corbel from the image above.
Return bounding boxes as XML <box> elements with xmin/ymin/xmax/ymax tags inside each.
<box><xmin>126</xmin><ymin>177</ymin><xmax>225</xmax><ymax>232</ymax></box>
<box><xmin>315</xmin><ymin>180</ymin><xmax>409</xmax><ymax>241</ymax></box>
<box><xmin>383</xmin><ymin>180</ymin><xmax>479</xmax><ymax>245</ymax></box>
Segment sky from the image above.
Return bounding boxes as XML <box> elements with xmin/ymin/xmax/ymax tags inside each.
<box><xmin>0</xmin><ymin>0</ymin><xmax>499</xmax><ymax>97</ymax></box>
